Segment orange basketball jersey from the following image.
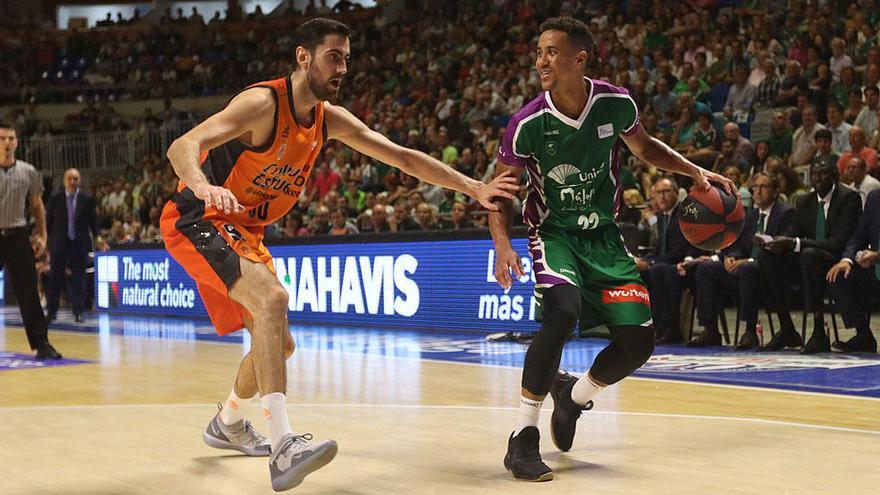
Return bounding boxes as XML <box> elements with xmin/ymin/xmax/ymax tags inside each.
<box><xmin>179</xmin><ymin>76</ymin><xmax>325</xmax><ymax>227</ymax></box>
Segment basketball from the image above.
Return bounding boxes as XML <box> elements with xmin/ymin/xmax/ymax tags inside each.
<box><xmin>678</xmin><ymin>185</ymin><xmax>745</xmax><ymax>251</ymax></box>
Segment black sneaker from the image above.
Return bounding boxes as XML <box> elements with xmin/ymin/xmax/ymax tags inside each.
<box><xmin>35</xmin><ymin>344</ymin><xmax>62</xmax><ymax>360</ymax></box>
<box><xmin>503</xmin><ymin>427</ymin><xmax>553</xmax><ymax>481</ymax></box>
<box><xmin>549</xmin><ymin>371</ymin><xmax>593</xmax><ymax>452</ymax></box>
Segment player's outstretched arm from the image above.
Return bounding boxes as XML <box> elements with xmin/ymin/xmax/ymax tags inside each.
<box><xmin>324</xmin><ymin>103</ymin><xmax>518</xmax><ymax>210</ymax></box>
<box><xmin>166</xmin><ymin>88</ymin><xmax>276</xmax><ymax>214</ymax></box>
<box><xmin>487</xmin><ymin>161</ymin><xmax>524</xmax><ymax>289</ymax></box>
<box><xmin>621</xmin><ymin>125</ymin><xmax>736</xmax><ymax>194</ymax></box>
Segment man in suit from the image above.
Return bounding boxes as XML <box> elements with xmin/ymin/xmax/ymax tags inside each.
<box><xmin>635</xmin><ymin>177</ymin><xmax>692</xmax><ymax>343</ymax></box>
<box><xmin>689</xmin><ymin>173</ymin><xmax>794</xmax><ymax>349</ymax></box>
<box><xmin>46</xmin><ymin>168</ymin><xmax>98</xmax><ymax>323</ymax></box>
<box><xmin>825</xmin><ymin>189</ymin><xmax>880</xmax><ymax>353</ymax></box>
<box><xmin>759</xmin><ymin>161</ymin><xmax>862</xmax><ymax>353</ymax></box>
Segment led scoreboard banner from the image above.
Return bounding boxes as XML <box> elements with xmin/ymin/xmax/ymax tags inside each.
<box><xmin>94</xmin><ymin>230</ymin><xmax>546</xmax><ymax>333</ymax></box>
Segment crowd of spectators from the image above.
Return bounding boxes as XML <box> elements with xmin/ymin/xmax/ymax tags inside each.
<box><xmin>6</xmin><ymin>0</ymin><xmax>880</xmax><ymax>248</ymax></box>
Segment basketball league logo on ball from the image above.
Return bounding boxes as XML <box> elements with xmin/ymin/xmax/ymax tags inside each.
<box><xmin>678</xmin><ymin>186</ymin><xmax>744</xmax><ymax>251</ymax></box>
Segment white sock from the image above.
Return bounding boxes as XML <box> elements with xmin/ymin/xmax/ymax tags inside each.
<box><xmin>261</xmin><ymin>392</ymin><xmax>294</xmax><ymax>450</ymax></box>
<box><xmin>513</xmin><ymin>396</ymin><xmax>543</xmax><ymax>436</ymax></box>
<box><xmin>219</xmin><ymin>389</ymin><xmax>251</xmax><ymax>425</ymax></box>
<box><xmin>571</xmin><ymin>373</ymin><xmax>605</xmax><ymax>406</ymax></box>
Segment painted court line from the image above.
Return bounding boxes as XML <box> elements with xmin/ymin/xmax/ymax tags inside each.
<box><xmin>0</xmin><ymin>402</ymin><xmax>877</xmax><ymax>436</ymax></box>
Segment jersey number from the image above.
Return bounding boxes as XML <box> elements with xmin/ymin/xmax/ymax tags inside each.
<box><xmin>577</xmin><ymin>213</ymin><xmax>600</xmax><ymax>230</ymax></box>
<box><xmin>249</xmin><ymin>202</ymin><xmax>270</xmax><ymax>221</ymax></box>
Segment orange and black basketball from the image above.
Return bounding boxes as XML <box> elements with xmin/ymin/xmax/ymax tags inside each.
<box><xmin>678</xmin><ymin>185</ymin><xmax>744</xmax><ymax>251</ymax></box>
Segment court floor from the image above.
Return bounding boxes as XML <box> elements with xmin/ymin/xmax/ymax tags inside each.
<box><xmin>1</xmin><ymin>308</ymin><xmax>879</xmax><ymax>494</ymax></box>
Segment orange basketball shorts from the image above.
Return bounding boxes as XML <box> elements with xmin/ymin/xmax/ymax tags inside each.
<box><xmin>160</xmin><ymin>189</ymin><xmax>275</xmax><ymax>335</ymax></box>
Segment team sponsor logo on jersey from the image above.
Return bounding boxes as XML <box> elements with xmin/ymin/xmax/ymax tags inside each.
<box><xmin>643</xmin><ymin>354</ymin><xmax>880</xmax><ymax>373</ymax></box>
<box><xmin>597</xmin><ymin>123</ymin><xmax>614</xmax><ymax>139</ymax></box>
<box><xmin>281</xmin><ymin>125</ymin><xmax>290</xmax><ymax>138</ymax></box>
<box><xmin>601</xmin><ymin>284</ymin><xmax>649</xmax><ymax>304</ymax></box>
<box><xmin>548</xmin><ymin>164</ymin><xmax>580</xmax><ymax>185</ymax></box>
<box><xmin>543</xmin><ymin>129</ymin><xmax>560</xmax><ymax>136</ymax></box>
<box><xmin>546</xmin><ymin>141</ymin><xmax>557</xmax><ymax>155</ymax></box>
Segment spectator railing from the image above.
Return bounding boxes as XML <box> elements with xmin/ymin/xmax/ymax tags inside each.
<box><xmin>18</xmin><ymin>121</ymin><xmax>195</xmax><ymax>176</ymax></box>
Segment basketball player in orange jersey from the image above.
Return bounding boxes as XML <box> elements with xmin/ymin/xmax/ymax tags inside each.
<box><xmin>159</xmin><ymin>18</ymin><xmax>518</xmax><ymax>492</ymax></box>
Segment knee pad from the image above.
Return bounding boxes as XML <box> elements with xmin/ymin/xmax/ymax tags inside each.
<box><xmin>522</xmin><ymin>285</ymin><xmax>581</xmax><ymax>395</ymax></box>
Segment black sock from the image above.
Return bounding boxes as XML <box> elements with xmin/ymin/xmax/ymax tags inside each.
<box><xmin>778</xmin><ymin>313</ymin><xmax>795</xmax><ymax>334</ymax></box>
<box><xmin>812</xmin><ymin>311</ymin><xmax>824</xmax><ymax>337</ymax></box>
<box><xmin>744</xmin><ymin>320</ymin><xmax>757</xmax><ymax>335</ymax></box>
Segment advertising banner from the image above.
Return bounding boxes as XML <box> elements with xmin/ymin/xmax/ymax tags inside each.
<box><xmin>95</xmin><ymin>237</ymin><xmax>543</xmax><ymax>333</ymax></box>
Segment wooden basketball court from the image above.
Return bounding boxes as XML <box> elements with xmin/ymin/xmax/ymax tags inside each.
<box><xmin>1</xmin><ymin>314</ymin><xmax>878</xmax><ymax>494</ymax></box>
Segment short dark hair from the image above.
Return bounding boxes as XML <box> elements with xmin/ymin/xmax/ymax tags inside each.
<box><xmin>294</xmin><ymin>18</ymin><xmax>350</xmax><ymax>69</ymax></box>
<box><xmin>827</xmin><ymin>101</ymin><xmax>845</xmax><ymax>113</ymax></box>
<box><xmin>864</xmin><ymin>85</ymin><xmax>880</xmax><ymax>96</ymax></box>
<box><xmin>539</xmin><ymin>16</ymin><xmax>593</xmax><ymax>53</ymax></box>
<box><xmin>0</xmin><ymin>120</ymin><xmax>17</xmax><ymax>132</ymax></box>
<box><xmin>814</xmin><ymin>129</ymin><xmax>833</xmax><ymax>141</ymax></box>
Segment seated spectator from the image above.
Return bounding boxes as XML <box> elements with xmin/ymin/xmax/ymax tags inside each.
<box><xmin>312</xmin><ymin>161</ymin><xmax>341</xmax><ymax>200</ymax></box>
<box><xmin>836</xmin><ymin>126</ymin><xmax>879</xmax><ymax>175</ymax></box>
<box><xmin>652</xmin><ymin>78</ymin><xmax>678</xmax><ymax>124</ymax></box>
<box><xmin>724</xmin><ymin>65</ymin><xmax>757</xmax><ymax>121</ymax></box>
<box><xmin>854</xmin><ymin>85</ymin><xmax>879</xmax><ymax>139</ymax></box>
<box><xmin>440</xmin><ymin>200</ymin><xmax>475</xmax><ymax>230</ymax></box>
<box><xmin>751</xmin><ymin>140</ymin><xmax>774</xmax><ymax>176</ymax></box>
<box><xmin>789</xmin><ymin>104</ymin><xmax>826</xmax><ymax>167</ymax></box>
<box><xmin>361</xmin><ymin>204</ymin><xmax>391</xmax><ymax>233</ymax></box>
<box><xmin>753</xmin><ymin>57</ymin><xmax>781</xmax><ymax>110</ymax></box>
<box><xmin>282</xmin><ymin>211</ymin><xmax>310</xmax><ymax>237</ymax></box>
<box><xmin>414</xmin><ymin>202</ymin><xmax>438</xmax><ymax>230</ymax></box>
<box><xmin>389</xmin><ymin>198</ymin><xmax>421</xmax><ymax>232</ymax></box>
<box><xmin>723</xmin><ymin>122</ymin><xmax>755</xmax><ymax>166</ymax></box>
<box><xmin>723</xmin><ymin>166</ymin><xmax>752</xmax><ymax>208</ymax></box>
<box><xmin>633</xmin><ymin>178</ymin><xmax>692</xmax><ymax>344</ymax></box>
<box><xmin>826</xmin><ymin>102</ymin><xmax>853</xmax><ymax>154</ymax></box>
<box><xmin>758</xmin><ymin>161</ymin><xmax>862</xmax><ymax>353</ymax></box>
<box><xmin>712</xmin><ymin>139</ymin><xmax>750</xmax><ymax>176</ymax></box>
<box><xmin>309</xmin><ymin>205</ymin><xmax>331</xmax><ymax>235</ymax></box>
<box><xmin>826</xmin><ymin>189</ymin><xmax>880</xmax><ymax>353</ymax></box>
<box><xmin>775</xmin><ymin>164</ymin><xmax>809</xmax><ymax>208</ymax></box>
<box><xmin>670</xmin><ymin>106</ymin><xmax>697</xmax><ymax>152</ymax></box>
<box><xmin>768</xmin><ymin>111</ymin><xmax>793</xmax><ymax>163</ymax></box>
<box><xmin>329</xmin><ymin>209</ymin><xmax>359</xmax><ymax>235</ymax></box>
<box><xmin>843</xmin><ymin>157</ymin><xmax>880</xmax><ymax>206</ymax></box>
<box><xmin>690</xmin><ymin>172</ymin><xmax>793</xmax><ymax>349</ymax></box>
<box><xmin>811</xmin><ymin>129</ymin><xmax>840</xmax><ymax>171</ymax></box>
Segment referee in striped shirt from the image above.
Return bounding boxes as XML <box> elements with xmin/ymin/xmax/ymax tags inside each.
<box><xmin>0</xmin><ymin>122</ymin><xmax>61</xmax><ymax>359</ymax></box>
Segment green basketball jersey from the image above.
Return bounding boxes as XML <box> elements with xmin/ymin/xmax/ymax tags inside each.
<box><xmin>497</xmin><ymin>78</ymin><xmax>640</xmax><ymax>232</ymax></box>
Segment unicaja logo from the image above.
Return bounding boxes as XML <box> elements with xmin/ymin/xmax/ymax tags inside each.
<box><xmin>96</xmin><ymin>255</ymin><xmax>119</xmax><ymax>308</ymax></box>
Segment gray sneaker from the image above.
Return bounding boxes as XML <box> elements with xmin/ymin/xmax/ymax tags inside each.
<box><xmin>202</xmin><ymin>406</ymin><xmax>271</xmax><ymax>457</ymax></box>
<box><xmin>269</xmin><ymin>433</ymin><xmax>338</xmax><ymax>492</ymax></box>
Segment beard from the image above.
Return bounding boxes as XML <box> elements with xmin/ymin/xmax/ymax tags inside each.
<box><xmin>307</xmin><ymin>66</ymin><xmax>340</xmax><ymax>102</ymax></box>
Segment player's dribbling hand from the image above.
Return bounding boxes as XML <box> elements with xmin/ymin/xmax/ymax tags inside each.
<box><xmin>494</xmin><ymin>246</ymin><xmax>524</xmax><ymax>290</ymax></box>
<box><xmin>693</xmin><ymin>168</ymin><xmax>737</xmax><ymax>196</ymax></box>
<box><xmin>474</xmin><ymin>171</ymin><xmax>520</xmax><ymax>211</ymax></box>
<box><xmin>192</xmin><ymin>183</ymin><xmax>245</xmax><ymax>214</ymax></box>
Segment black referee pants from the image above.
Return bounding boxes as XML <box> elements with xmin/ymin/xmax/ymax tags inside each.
<box><xmin>0</xmin><ymin>228</ymin><xmax>50</xmax><ymax>349</ymax></box>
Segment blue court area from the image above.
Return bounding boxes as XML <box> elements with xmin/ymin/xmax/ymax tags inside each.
<box><xmin>2</xmin><ymin>307</ymin><xmax>879</xmax><ymax>398</ymax></box>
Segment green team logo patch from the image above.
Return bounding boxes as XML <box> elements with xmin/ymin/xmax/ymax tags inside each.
<box><xmin>546</xmin><ymin>141</ymin><xmax>558</xmax><ymax>155</ymax></box>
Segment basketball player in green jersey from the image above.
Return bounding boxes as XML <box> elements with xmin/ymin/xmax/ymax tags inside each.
<box><xmin>489</xmin><ymin>17</ymin><xmax>735</xmax><ymax>481</ymax></box>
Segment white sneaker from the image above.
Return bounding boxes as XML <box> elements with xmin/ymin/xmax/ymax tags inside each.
<box><xmin>269</xmin><ymin>433</ymin><xmax>338</xmax><ymax>491</ymax></box>
<box><xmin>202</xmin><ymin>406</ymin><xmax>271</xmax><ymax>457</ymax></box>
